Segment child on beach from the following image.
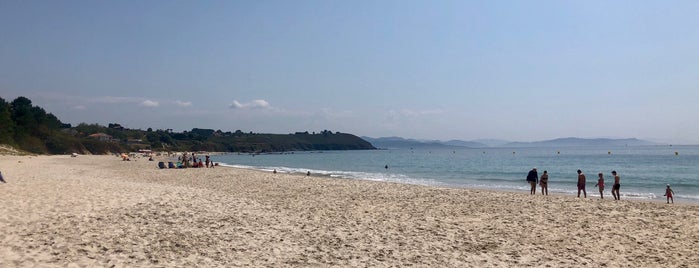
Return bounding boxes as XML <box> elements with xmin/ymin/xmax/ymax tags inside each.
<box><xmin>664</xmin><ymin>184</ymin><xmax>675</xmax><ymax>204</ymax></box>
<box><xmin>595</xmin><ymin>173</ymin><xmax>604</xmax><ymax>199</ymax></box>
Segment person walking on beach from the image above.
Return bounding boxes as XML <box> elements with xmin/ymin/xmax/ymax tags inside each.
<box><xmin>664</xmin><ymin>184</ymin><xmax>675</xmax><ymax>204</ymax></box>
<box><xmin>577</xmin><ymin>169</ymin><xmax>587</xmax><ymax>198</ymax></box>
<box><xmin>540</xmin><ymin>170</ymin><xmax>549</xmax><ymax>195</ymax></box>
<box><xmin>611</xmin><ymin>170</ymin><xmax>621</xmax><ymax>200</ymax></box>
<box><xmin>182</xmin><ymin>153</ymin><xmax>189</xmax><ymax>168</ymax></box>
<box><xmin>595</xmin><ymin>173</ymin><xmax>605</xmax><ymax>199</ymax></box>
<box><xmin>526</xmin><ymin>168</ymin><xmax>538</xmax><ymax>195</ymax></box>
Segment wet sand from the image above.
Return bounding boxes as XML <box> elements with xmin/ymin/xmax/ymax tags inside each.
<box><xmin>0</xmin><ymin>155</ymin><xmax>697</xmax><ymax>267</ymax></box>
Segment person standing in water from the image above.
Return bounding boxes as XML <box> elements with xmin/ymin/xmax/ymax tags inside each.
<box><xmin>664</xmin><ymin>184</ymin><xmax>675</xmax><ymax>204</ymax></box>
<box><xmin>611</xmin><ymin>170</ymin><xmax>621</xmax><ymax>200</ymax></box>
<box><xmin>595</xmin><ymin>173</ymin><xmax>605</xmax><ymax>199</ymax></box>
<box><xmin>539</xmin><ymin>170</ymin><xmax>549</xmax><ymax>195</ymax></box>
<box><xmin>577</xmin><ymin>169</ymin><xmax>587</xmax><ymax>198</ymax></box>
<box><xmin>526</xmin><ymin>168</ymin><xmax>538</xmax><ymax>195</ymax></box>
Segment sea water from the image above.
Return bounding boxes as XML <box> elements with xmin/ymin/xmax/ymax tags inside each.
<box><xmin>213</xmin><ymin>146</ymin><xmax>699</xmax><ymax>203</ymax></box>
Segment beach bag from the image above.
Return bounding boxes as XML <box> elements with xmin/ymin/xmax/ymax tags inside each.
<box><xmin>158</xmin><ymin>162</ymin><xmax>166</xmax><ymax>169</ymax></box>
<box><xmin>168</xmin><ymin>162</ymin><xmax>175</xmax><ymax>168</ymax></box>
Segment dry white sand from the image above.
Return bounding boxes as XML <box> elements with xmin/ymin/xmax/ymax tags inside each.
<box><xmin>0</xmin><ymin>155</ymin><xmax>697</xmax><ymax>267</ymax></box>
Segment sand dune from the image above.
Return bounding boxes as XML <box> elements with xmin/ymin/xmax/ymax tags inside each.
<box><xmin>0</xmin><ymin>155</ymin><xmax>697</xmax><ymax>267</ymax></box>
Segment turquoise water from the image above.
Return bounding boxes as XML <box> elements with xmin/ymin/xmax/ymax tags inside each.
<box><xmin>213</xmin><ymin>146</ymin><xmax>699</xmax><ymax>202</ymax></box>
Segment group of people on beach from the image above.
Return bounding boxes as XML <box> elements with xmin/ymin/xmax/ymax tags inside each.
<box><xmin>526</xmin><ymin>168</ymin><xmax>621</xmax><ymax>200</ymax></box>
<box><xmin>526</xmin><ymin>168</ymin><xmax>676</xmax><ymax>203</ymax></box>
<box><xmin>579</xmin><ymin>169</ymin><xmax>621</xmax><ymax>200</ymax></box>
<box><xmin>178</xmin><ymin>152</ymin><xmax>215</xmax><ymax>168</ymax></box>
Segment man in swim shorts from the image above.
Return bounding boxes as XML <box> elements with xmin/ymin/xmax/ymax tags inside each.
<box><xmin>577</xmin><ymin>169</ymin><xmax>586</xmax><ymax>198</ymax></box>
<box><xmin>611</xmin><ymin>170</ymin><xmax>620</xmax><ymax>200</ymax></box>
<box><xmin>526</xmin><ymin>168</ymin><xmax>538</xmax><ymax>195</ymax></box>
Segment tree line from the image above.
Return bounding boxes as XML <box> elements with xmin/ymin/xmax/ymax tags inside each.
<box><xmin>0</xmin><ymin>96</ymin><xmax>375</xmax><ymax>154</ymax></box>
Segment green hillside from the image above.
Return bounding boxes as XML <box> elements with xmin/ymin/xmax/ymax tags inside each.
<box><xmin>0</xmin><ymin>96</ymin><xmax>375</xmax><ymax>154</ymax></box>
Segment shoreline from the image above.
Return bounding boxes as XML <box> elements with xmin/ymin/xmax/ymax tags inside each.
<box><xmin>1</xmin><ymin>155</ymin><xmax>697</xmax><ymax>267</ymax></box>
<box><xmin>216</xmin><ymin>161</ymin><xmax>698</xmax><ymax>205</ymax></box>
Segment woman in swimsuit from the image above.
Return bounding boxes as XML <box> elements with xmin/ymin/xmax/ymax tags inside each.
<box><xmin>539</xmin><ymin>170</ymin><xmax>549</xmax><ymax>195</ymax></box>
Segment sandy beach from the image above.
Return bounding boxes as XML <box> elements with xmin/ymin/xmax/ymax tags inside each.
<box><xmin>0</xmin><ymin>155</ymin><xmax>697</xmax><ymax>267</ymax></box>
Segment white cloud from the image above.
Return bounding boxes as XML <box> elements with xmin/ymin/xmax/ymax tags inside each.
<box><xmin>385</xmin><ymin>109</ymin><xmax>443</xmax><ymax>119</ymax></box>
<box><xmin>382</xmin><ymin>109</ymin><xmax>444</xmax><ymax>126</ymax></box>
<box><xmin>36</xmin><ymin>92</ymin><xmax>196</xmax><ymax>109</ymax></box>
<box><xmin>96</xmin><ymin>96</ymin><xmax>142</xmax><ymax>104</ymax></box>
<box><xmin>316</xmin><ymin>108</ymin><xmax>354</xmax><ymax>119</ymax></box>
<box><xmin>230</xmin><ymin>99</ymin><xmax>272</xmax><ymax>110</ymax></box>
<box><xmin>140</xmin><ymin>100</ymin><xmax>159</xmax><ymax>107</ymax></box>
<box><xmin>174</xmin><ymin>100</ymin><xmax>192</xmax><ymax>107</ymax></box>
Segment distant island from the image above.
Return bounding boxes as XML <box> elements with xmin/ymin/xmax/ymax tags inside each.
<box><xmin>360</xmin><ymin>137</ymin><xmax>486</xmax><ymax>149</ymax></box>
<box><xmin>502</xmin><ymin>137</ymin><xmax>660</xmax><ymax>147</ymax></box>
<box><xmin>363</xmin><ymin>136</ymin><xmax>662</xmax><ymax>149</ymax></box>
<box><xmin>0</xmin><ymin>96</ymin><xmax>375</xmax><ymax>155</ymax></box>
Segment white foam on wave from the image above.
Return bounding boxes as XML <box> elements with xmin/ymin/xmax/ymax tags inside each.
<box><xmin>621</xmin><ymin>192</ymin><xmax>658</xmax><ymax>199</ymax></box>
<box><xmin>327</xmin><ymin>170</ymin><xmax>445</xmax><ymax>187</ymax></box>
<box><xmin>217</xmin><ymin>163</ymin><xmax>443</xmax><ymax>187</ymax></box>
<box><xmin>674</xmin><ymin>193</ymin><xmax>699</xmax><ymax>201</ymax></box>
<box><xmin>218</xmin><ymin>162</ymin><xmax>695</xmax><ymax>202</ymax></box>
<box><xmin>549</xmin><ymin>188</ymin><xmax>657</xmax><ymax>199</ymax></box>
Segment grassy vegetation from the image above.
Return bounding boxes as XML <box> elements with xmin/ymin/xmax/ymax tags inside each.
<box><xmin>0</xmin><ymin>96</ymin><xmax>375</xmax><ymax>155</ymax></box>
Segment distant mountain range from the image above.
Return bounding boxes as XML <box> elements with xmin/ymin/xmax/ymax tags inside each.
<box><xmin>360</xmin><ymin>137</ymin><xmax>472</xmax><ymax>149</ymax></box>
<box><xmin>503</xmin><ymin>137</ymin><xmax>660</xmax><ymax>147</ymax></box>
<box><xmin>362</xmin><ymin>136</ymin><xmax>662</xmax><ymax>149</ymax></box>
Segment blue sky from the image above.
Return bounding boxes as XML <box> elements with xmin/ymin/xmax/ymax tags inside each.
<box><xmin>1</xmin><ymin>1</ymin><xmax>698</xmax><ymax>144</ymax></box>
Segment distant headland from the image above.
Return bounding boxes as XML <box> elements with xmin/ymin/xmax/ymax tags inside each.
<box><xmin>362</xmin><ymin>136</ymin><xmax>663</xmax><ymax>149</ymax></box>
<box><xmin>0</xmin><ymin>96</ymin><xmax>375</xmax><ymax>155</ymax></box>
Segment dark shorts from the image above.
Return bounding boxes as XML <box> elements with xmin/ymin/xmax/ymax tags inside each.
<box><xmin>578</xmin><ymin>183</ymin><xmax>585</xmax><ymax>190</ymax></box>
<box><xmin>613</xmin><ymin>184</ymin><xmax>620</xmax><ymax>190</ymax></box>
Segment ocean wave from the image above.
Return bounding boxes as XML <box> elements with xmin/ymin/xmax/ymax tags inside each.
<box><xmin>217</xmin><ymin>162</ymin><xmax>694</xmax><ymax>202</ymax></box>
<box><xmin>674</xmin><ymin>193</ymin><xmax>699</xmax><ymax>201</ymax></box>
<box><xmin>218</xmin><ymin>163</ymin><xmax>444</xmax><ymax>187</ymax></box>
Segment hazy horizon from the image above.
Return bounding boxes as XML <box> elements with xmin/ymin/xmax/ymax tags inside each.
<box><xmin>362</xmin><ymin>136</ymin><xmax>684</xmax><ymax>146</ymax></box>
<box><xmin>2</xmin><ymin>1</ymin><xmax>698</xmax><ymax>144</ymax></box>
